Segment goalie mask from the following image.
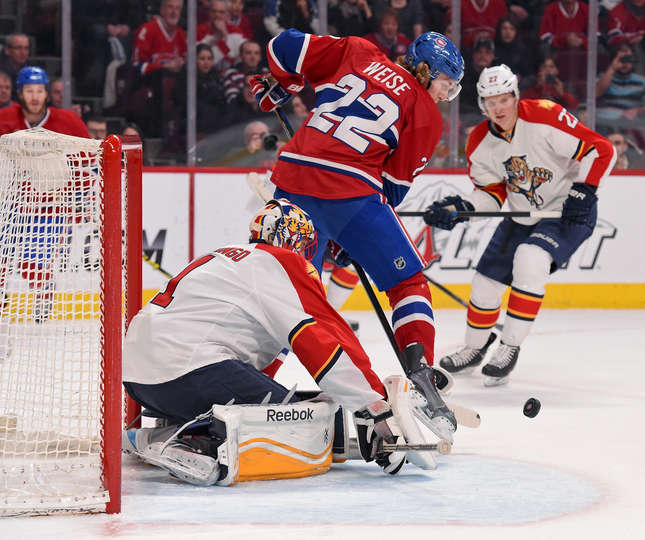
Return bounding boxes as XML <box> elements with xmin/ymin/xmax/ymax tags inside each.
<box><xmin>249</xmin><ymin>199</ymin><xmax>317</xmax><ymax>260</ymax></box>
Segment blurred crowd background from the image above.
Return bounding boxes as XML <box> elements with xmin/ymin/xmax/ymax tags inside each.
<box><xmin>0</xmin><ymin>0</ymin><xmax>643</xmax><ymax>169</ymax></box>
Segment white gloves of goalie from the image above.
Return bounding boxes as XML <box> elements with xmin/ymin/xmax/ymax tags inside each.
<box><xmin>354</xmin><ymin>399</ymin><xmax>406</xmax><ymax>474</ymax></box>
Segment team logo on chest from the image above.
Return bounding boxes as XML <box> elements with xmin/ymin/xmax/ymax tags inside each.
<box><xmin>503</xmin><ymin>155</ymin><xmax>553</xmax><ymax>208</ymax></box>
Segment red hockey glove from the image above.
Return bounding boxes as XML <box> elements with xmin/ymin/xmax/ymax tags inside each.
<box><xmin>248</xmin><ymin>74</ymin><xmax>293</xmax><ymax>113</ymax></box>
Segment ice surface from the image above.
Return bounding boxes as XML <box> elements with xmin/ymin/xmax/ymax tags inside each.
<box><xmin>3</xmin><ymin>309</ymin><xmax>645</xmax><ymax>539</ymax></box>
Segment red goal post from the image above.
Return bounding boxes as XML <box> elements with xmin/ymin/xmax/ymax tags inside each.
<box><xmin>0</xmin><ymin>128</ymin><xmax>142</xmax><ymax>516</ymax></box>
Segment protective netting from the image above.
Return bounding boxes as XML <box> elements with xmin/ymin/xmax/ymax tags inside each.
<box><xmin>0</xmin><ymin>128</ymin><xmax>114</xmax><ymax>515</ymax></box>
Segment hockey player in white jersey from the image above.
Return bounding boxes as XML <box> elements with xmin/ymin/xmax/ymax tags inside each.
<box><xmin>424</xmin><ymin>64</ymin><xmax>616</xmax><ymax>386</ymax></box>
<box><xmin>123</xmin><ymin>199</ymin><xmax>444</xmax><ymax>486</ymax></box>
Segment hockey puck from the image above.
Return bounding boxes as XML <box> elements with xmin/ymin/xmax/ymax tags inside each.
<box><xmin>523</xmin><ymin>398</ymin><xmax>541</xmax><ymax>418</ymax></box>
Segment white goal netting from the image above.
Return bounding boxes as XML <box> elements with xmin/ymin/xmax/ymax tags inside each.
<box><xmin>0</xmin><ymin>128</ymin><xmax>129</xmax><ymax>516</ymax></box>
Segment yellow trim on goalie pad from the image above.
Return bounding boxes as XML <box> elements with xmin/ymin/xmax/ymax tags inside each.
<box><xmin>238</xmin><ymin>439</ymin><xmax>333</xmax><ymax>481</ymax></box>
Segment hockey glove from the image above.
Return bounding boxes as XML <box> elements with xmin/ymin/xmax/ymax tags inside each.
<box><xmin>423</xmin><ymin>195</ymin><xmax>474</xmax><ymax>230</ymax></box>
<box><xmin>248</xmin><ymin>74</ymin><xmax>293</xmax><ymax>113</ymax></box>
<box><xmin>354</xmin><ymin>400</ymin><xmax>406</xmax><ymax>474</ymax></box>
<box><xmin>561</xmin><ymin>183</ymin><xmax>597</xmax><ymax>226</ymax></box>
<box><xmin>325</xmin><ymin>240</ymin><xmax>353</xmax><ymax>268</ymax></box>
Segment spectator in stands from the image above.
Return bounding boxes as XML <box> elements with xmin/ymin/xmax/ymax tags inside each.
<box><xmin>607</xmin><ymin>129</ymin><xmax>644</xmax><ymax>168</ymax></box>
<box><xmin>460</xmin><ymin>37</ymin><xmax>496</xmax><ymax>114</ymax></box>
<box><xmin>363</xmin><ymin>9</ymin><xmax>411</xmax><ymax>61</ymax></box>
<box><xmin>328</xmin><ymin>0</ymin><xmax>374</xmax><ymax>37</ymax></box>
<box><xmin>424</xmin><ymin>0</ymin><xmax>451</xmax><ymax>36</ymax></box>
<box><xmin>132</xmin><ymin>0</ymin><xmax>186</xmax><ymax>77</ymax></box>
<box><xmin>175</xmin><ymin>44</ymin><xmax>230</xmax><ymax>135</ymax></box>
<box><xmin>494</xmin><ymin>15</ymin><xmax>536</xmax><ymax>82</ymax></box>
<box><xmin>87</xmin><ymin>116</ymin><xmax>108</xmax><ymax>140</ymax></box>
<box><xmin>122</xmin><ymin>122</ymin><xmax>144</xmax><ymax>139</ymax></box>
<box><xmin>539</xmin><ymin>0</ymin><xmax>589</xmax><ymax>52</ymax></box>
<box><xmin>521</xmin><ymin>56</ymin><xmax>580</xmax><ymax>109</ymax></box>
<box><xmin>198</xmin><ymin>0</ymin><xmax>247</xmax><ymax>71</ymax></box>
<box><xmin>0</xmin><ymin>34</ymin><xmax>30</xmax><ymax>99</ymax></box>
<box><xmin>264</xmin><ymin>0</ymin><xmax>321</xmax><ymax>37</ymax></box>
<box><xmin>373</xmin><ymin>0</ymin><xmax>424</xmax><ymax>40</ymax></box>
<box><xmin>608</xmin><ymin>0</ymin><xmax>645</xmax><ymax>50</ymax></box>
<box><xmin>228</xmin><ymin>0</ymin><xmax>254</xmax><ymax>39</ymax></box>
<box><xmin>596</xmin><ymin>44</ymin><xmax>645</xmax><ymax>127</ymax></box>
<box><xmin>223</xmin><ymin>40</ymin><xmax>267</xmax><ymax>104</ymax></box>
<box><xmin>0</xmin><ymin>72</ymin><xmax>13</xmax><ymax>109</ymax></box>
<box><xmin>448</xmin><ymin>0</ymin><xmax>508</xmax><ymax>50</ymax></box>
<box><xmin>289</xmin><ymin>94</ymin><xmax>310</xmax><ymax>129</ymax></box>
<box><xmin>49</xmin><ymin>78</ymin><xmax>86</xmax><ymax>117</ymax></box>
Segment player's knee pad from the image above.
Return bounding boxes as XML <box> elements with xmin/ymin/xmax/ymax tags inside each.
<box><xmin>512</xmin><ymin>244</ymin><xmax>552</xmax><ymax>295</ymax></box>
<box><xmin>470</xmin><ymin>272</ymin><xmax>507</xmax><ymax>309</ymax></box>
<box><xmin>218</xmin><ymin>394</ymin><xmax>339</xmax><ymax>482</ymax></box>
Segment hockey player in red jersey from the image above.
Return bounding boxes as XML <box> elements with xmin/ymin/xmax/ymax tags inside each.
<box><xmin>0</xmin><ymin>66</ymin><xmax>90</xmax><ymax>324</ymax></box>
<box><xmin>248</xmin><ymin>29</ymin><xmax>464</xmax><ymax>439</ymax></box>
<box><xmin>424</xmin><ymin>64</ymin><xmax>616</xmax><ymax>386</ymax></box>
<box><xmin>123</xmin><ymin>200</ymin><xmax>440</xmax><ymax>486</ymax></box>
<box><xmin>0</xmin><ymin>66</ymin><xmax>89</xmax><ymax>137</ymax></box>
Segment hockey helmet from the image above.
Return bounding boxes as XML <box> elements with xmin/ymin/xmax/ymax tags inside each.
<box><xmin>476</xmin><ymin>64</ymin><xmax>519</xmax><ymax>113</ymax></box>
<box><xmin>249</xmin><ymin>199</ymin><xmax>317</xmax><ymax>260</ymax></box>
<box><xmin>16</xmin><ymin>66</ymin><xmax>50</xmax><ymax>91</ymax></box>
<box><xmin>404</xmin><ymin>32</ymin><xmax>464</xmax><ymax>100</ymax></box>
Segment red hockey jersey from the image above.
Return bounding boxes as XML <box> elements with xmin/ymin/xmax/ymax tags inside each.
<box><xmin>0</xmin><ymin>102</ymin><xmax>89</xmax><ymax>137</ymax></box>
<box><xmin>132</xmin><ymin>16</ymin><xmax>187</xmax><ymax>75</ymax></box>
<box><xmin>607</xmin><ymin>2</ymin><xmax>645</xmax><ymax>47</ymax></box>
<box><xmin>539</xmin><ymin>1</ymin><xmax>589</xmax><ymax>49</ymax></box>
<box><xmin>267</xmin><ymin>29</ymin><xmax>442</xmax><ymax>207</ymax></box>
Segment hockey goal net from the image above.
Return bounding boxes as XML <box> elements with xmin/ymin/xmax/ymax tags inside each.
<box><xmin>0</xmin><ymin>128</ymin><xmax>142</xmax><ymax>516</ymax></box>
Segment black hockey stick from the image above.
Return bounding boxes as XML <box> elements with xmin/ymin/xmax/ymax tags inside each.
<box><xmin>399</xmin><ymin>210</ymin><xmax>561</xmax><ymax>218</ymax></box>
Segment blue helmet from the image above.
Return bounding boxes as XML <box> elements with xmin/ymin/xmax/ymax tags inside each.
<box><xmin>405</xmin><ymin>32</ymin><xmax>464</xmax><ymax>100</ymax></box>
<box><xmin>16</xmin><ymin>66</ymin><xmax>50</xmax><ymax>92</ymax></box>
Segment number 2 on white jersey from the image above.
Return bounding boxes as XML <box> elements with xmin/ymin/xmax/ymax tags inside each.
<box><xmin>558</xmin><ymin>107</ymin><xmax>579</xmax><ymax>129</ymax></box>
<box><xmin>307</xmin><ymin>73</ymin><xmax>399</xmax><ymax>153</ymax></box>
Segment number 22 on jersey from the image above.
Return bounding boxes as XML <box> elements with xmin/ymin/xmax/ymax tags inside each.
<box><xmin>306</xmin><ymin>73</ymin><xmax>400</xmax><ymax>154</ymax></box>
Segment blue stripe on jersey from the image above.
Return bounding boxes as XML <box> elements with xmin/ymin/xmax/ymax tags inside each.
<box><xmin>392</xmin><ymin>301</ymin><xmax>434</xmax><ymax>326</ymax></box>
<box><xmin>269</xmin><ymin>28</ymin><xmax>307</xmax><ymax>75</ymax></box>
<box><xmin>382</xmin><ymin>179</ymin><xmax>410</xmax><ymax>208</ymax></box>
<box><xmin>278</xmin><ymin>154</ymin><xmax>384</xmax><ymax>193</ymax></box>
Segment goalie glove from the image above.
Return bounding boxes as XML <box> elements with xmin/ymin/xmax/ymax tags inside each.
<box><xmin>353</xmin><ymin>400</ymin><xmax>406</xmax><ymax>474</ymax></box>
<box><xmin>248</xmin><ymin>74</ymin><xmax>293</xmax><ymax>113</ymax></box>
<box><xmin>423</xmin><ymin>195</ymin><xmax>474</xmax><ymax>230</ymax></box>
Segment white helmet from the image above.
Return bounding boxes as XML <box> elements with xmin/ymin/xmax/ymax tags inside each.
<box><xmin>249</xmin><ymin>199</ymin><xmax>317</xmax><ymax>260</ymax></box>
<box><xmin>476</xmin><ymin>64</ymin><xmax>519</xmax><ymax>113</ymax></box>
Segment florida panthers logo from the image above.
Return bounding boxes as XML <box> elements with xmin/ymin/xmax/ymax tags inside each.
<box><xmin>503</xmin><ymin>155</ymin><xmax>553</xmax><ymax>208</ymax></box>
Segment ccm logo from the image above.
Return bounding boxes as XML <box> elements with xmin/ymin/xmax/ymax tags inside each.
<box><xmin>267</xmin><ymin>408</ymin><xmax>314</xmax><ymax>421</ymax></box>
<box><xmin>287</xmin><ymin>83</ymin><xmax>304</xmax><ymax>92</ymax></box>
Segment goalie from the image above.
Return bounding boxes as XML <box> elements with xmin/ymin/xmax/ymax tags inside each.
<box><xmin>123</xmin><ymin>199</ymin><xmax>446</xmax><ymax>486</ymax></box>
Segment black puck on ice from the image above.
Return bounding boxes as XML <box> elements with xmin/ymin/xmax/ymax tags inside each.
<box><xmin>523</xmin><ymin>398</ymin><xmax>541</xmax><ymax>418</ymax></box>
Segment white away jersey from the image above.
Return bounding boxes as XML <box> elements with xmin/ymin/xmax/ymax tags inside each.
<box><xmin>123</xmin><ymin>242</ymin><xmax>384</xmax><ymax>412</ymax></box>
<box><xmin>466</xmin><ymin>99</ymin><xmax>616</xmax><ymax>225</ymax></box>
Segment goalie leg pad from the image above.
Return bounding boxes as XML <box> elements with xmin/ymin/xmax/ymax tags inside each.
<box><xmin>220</xmin><ymin>394</ymin><xmax>338</xmax><ymax>482</ymax></box>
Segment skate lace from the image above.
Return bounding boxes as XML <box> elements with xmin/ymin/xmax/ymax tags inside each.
<box><xmin>451</xmin><ymin>347</ymin><xmax>481</xmax><ymax>367</ymax></box>
<box><xmin>488</xmin><ymin>343</ymin><xmax>518</xmax><ymax>368</ymax></box>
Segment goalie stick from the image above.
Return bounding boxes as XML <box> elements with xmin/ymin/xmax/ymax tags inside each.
<box><xmin>142</xmin><ymin>252</ymin><xmax>173</xmax><ymax>279</ymax></box>
<box><xmin>345</xmin><ymin>437</ymin><xmax>451</xmax><ymax>461</ymax></box>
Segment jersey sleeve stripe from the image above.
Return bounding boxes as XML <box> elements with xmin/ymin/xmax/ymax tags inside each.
<box><xmin>313</xmin><ymin>345</ymin><xmax>343</xmax><ymax>382</ymax></box>
<box><xmin>288</xmin><ymin>317</ymin><xmax>316</xmax><ymax>346</ymax></box>
<box><xmin>267</xmin><ymin>28</ymin><xmax>307</xmax><ymax>76</ymax></box>
<box><xmin>296</xmin><ymin>32</ymin><xmax>310</xmax><ymax>73</ymax></box>
<box><xmin>476</xmin><ymin>184</ymin><xmax>505</xmax><ymax>207</ymax></box>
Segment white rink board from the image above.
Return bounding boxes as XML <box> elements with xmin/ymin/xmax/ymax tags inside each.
<box><xmin>141</xmin><ymin>171</ymin><xmax>644</xmax><ymax>290</ymax></box>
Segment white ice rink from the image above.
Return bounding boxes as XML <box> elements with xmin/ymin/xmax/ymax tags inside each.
<box><xmin>3</xmin><ymin>308</ymin><xmax>645</xmax><ymax>539</ymax></box>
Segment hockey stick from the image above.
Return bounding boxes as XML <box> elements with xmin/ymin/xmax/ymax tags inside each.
<box><xmin>398</xmin><ymin>210</ymin><xmax>561</xmax><ymax>218</ymax></box>
<box><xmin>345</xmin><ymin>438</ymin><xmax>451</xmax><ymax>461</ymax></box>
<box><xmin>272</xmin><ymin>107</ymin><xmax>480</xmax><ymax>428</ymax></box>
<box><xmin>142</xmin><ymin>252</ymin><xmax>173</xmax><ymax>279</ymax></box>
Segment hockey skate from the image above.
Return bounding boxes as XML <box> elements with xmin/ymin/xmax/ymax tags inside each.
<box><xmin>481</xmin><ymin>342</ymin><xmax>520</xmax><ymax>386</ymax></box>
<box><xmin>439</xmin><ymin>333</ymin><xmax>497</xmax><ymax>374</ymax></box>
<box><xmin>401</xmin><ymin>343</ymin><xmax>457</xmax><ymax>443</ymax></box>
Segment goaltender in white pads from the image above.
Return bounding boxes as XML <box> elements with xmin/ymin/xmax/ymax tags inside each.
<box><xmin>122</xmin><ymin>199</ymin><xmax>448</xmax><ymax>486</ymax></box>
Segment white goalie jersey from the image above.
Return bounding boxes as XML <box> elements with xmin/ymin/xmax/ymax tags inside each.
<box><xmin>465</xmin><ymin>99</ymin><xmax>616</xmax><ymax>225</ymax></box>
<box><xmin>123</xmin><ymin>242</ymin><xmax>385</xmax><ymax>412</ymax></box>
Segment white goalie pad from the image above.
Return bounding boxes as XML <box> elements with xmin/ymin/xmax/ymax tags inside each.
<box><xmin>214</xmin><ymin>394</ymin><xmax>338</xmax><ymax>482</ymax></box>
<box><xmin>383</xmin><ymin>375</ymin><xmax>437</xmax><ymax>470</ymax></box>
